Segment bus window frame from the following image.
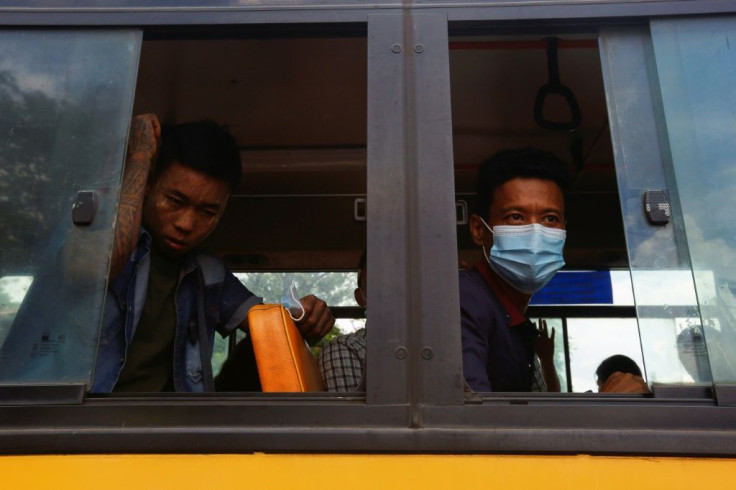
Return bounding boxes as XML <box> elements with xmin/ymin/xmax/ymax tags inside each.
<box><xmin>1</xmin><ymin>1</ymin><xmax>736</xmax><ymax>458</ymax></box>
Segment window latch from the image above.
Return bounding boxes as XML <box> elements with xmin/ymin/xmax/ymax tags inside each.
<box><xmin>72</xmin><ymin>190</ymin><xmax>98</xmax><ymax>226</ymax></box>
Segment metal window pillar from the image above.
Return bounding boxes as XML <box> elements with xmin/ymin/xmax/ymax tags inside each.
<box><xmin>366</xmin><ymin>11</ymin><xmax>463</xmax><ymax>413</ymax></box>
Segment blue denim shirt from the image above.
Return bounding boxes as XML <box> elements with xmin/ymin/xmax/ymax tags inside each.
<box><xmin>90</xmin><ymin>230</ymin><xmax>261</xmax><ymax>393</ymax></box>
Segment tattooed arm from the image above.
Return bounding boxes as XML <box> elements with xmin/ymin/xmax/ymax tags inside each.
<box><xmin>108</xmin><ymin>114</ymin><xmax>161</xmax><ymax>279</ymax></box>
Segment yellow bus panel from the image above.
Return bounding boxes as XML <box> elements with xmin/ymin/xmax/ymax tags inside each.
<box><xmin>3</xmin><ymin>453</ymin><xmax>735</xmax><ymax>489</ymax></box>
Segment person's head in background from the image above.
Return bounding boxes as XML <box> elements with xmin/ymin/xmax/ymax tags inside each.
<box><xmin>595</xmin><ymin>354</ymin><xmax>643</xmax><ymax>391</ymax></box>
<box><xmin>354</xmin><ymin>251</ymin><xmax>367</xmax><ymax>308</ymax></box>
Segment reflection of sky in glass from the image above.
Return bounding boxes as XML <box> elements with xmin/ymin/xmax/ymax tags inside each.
<box><xmin>0</xmin><ymin>276</ymin><xmax>33</xmax><ymax>346</ymax></box>
<box><xmin>0</xmin><ymin>35</ymin><xmax>64</xmax><ymax>97</ymax></box>
<box><xmin>653</xmin><ymin>19</ymin><xmax>736</xmax><ymax>283</ymax></box>
<box><xmin>651</xmin><ymin>18</ymin><xmax>736</xmax><ymax>383</ymax></box>
<box><xmin>0</xmin><ymin>31</ymin><xmax>137</xmax><ymax>105</ymax></box>
<box><xmin>0</xmin><ymin>276</ymin><xmax>33</xmax><ymax>304</ymax></box>
<box><xmin>0</xmin><ymin>58</ymin><xmax>62</xmax><ymax>100</ymax></box>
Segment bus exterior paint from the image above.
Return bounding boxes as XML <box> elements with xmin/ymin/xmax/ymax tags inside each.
<box><xmin>3</xmin><ymin>453</ymin><xmax>736</xmax><ymax>489</ymax></box>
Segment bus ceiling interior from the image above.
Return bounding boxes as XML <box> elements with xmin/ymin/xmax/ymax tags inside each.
<box><xmin>132</xmin><ymin>29</ymin><xmax>625</xmax><ymax>272</ymax></box>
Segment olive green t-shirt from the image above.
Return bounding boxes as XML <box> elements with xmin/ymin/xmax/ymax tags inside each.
<box><xmin>113</xmin><ymin>248</ymin><xmax>182</xmax><ymax>392</ymax></box>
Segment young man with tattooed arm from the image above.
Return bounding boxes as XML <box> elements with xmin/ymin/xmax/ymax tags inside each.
<box><xmin>90</xmin><ymin>114</ymin><xmax>334</xmax><ymax>393</ymax></box>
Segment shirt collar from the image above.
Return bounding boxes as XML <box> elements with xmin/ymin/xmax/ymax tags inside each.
<box><xmin>134</xmin><ymin>228</ymin><xmax>152</xmax><ymax>262</ymax></box>
<box><xmin>474</xmin><ymin>259</ymin><xmax>527</xmax><ymax>326</ymax></box>
<box><xmin>138</xmin><ymin>227</ymin><xmax>198</xmax><ymax>274</ymax></box>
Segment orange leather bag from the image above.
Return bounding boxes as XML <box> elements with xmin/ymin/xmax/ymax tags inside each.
<box><xmin>248</xmin><ymin>303</ymin><xmax>325</xmax><ymax>392</ymax></box>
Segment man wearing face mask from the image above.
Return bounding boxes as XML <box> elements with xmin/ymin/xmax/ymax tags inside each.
<box><xmin>461</xmin><ymin>147</ymin><xmax>569</xmax><ymax>392</ymax></box>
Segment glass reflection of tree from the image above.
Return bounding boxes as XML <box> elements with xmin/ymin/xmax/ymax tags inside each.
<box><xmin>0</xmin><ymin>69</ymin><xmax>67</xmax><ymax>276</ymax></box>
<box><xmin>0</xmin><ymin>62</ymin><xmax>122</xmax><ymax>383</ymax></box>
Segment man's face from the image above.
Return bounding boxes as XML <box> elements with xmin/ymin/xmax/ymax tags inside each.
<box><xmin>471</xmin><ymin>177</ymin><xmax>565</xmax><ymax>247</ymax></box>
<box><xmin>142</xmin><ymin>162</ymin><xmax>230</xmax><ymax>257</ymax></box>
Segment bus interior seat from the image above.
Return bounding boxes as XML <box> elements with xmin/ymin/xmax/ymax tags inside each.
<box><xmin>248</xmin><ymin>304</ymin><xmax>325</xmax><ymax>392</ymax></box>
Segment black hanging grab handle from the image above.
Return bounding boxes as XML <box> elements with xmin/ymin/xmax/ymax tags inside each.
<box><xmin>533</xmin><ymin>37</ymin><xmax>581</xmax><ymax>131</ymax></box>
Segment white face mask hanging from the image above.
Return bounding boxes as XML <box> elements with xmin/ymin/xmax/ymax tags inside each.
<box><xmin>280</xmin><ymin>280</ymin><xmax>305</xmax><ymax>322</ymax></box>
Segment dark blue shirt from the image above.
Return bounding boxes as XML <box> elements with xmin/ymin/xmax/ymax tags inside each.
<box><xmin>460</xmin><ymin>263</ymin><xmax>537</xmax><ymax>392</ymax></box>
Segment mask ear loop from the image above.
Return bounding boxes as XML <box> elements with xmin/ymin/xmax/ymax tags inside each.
<box><xmin>281</xmin><ymin>280</ymin><xmax>306</xmax><ymax>322</ymax></box>
<box><xmin>478</xmin><ymin>216</ymin><xmax>493</xmax><ymax>234</ymax></box>
<box><xmin>479</xmin><ymin>217</ymin><xmax>494</xmax><ymax>266</ymax></box>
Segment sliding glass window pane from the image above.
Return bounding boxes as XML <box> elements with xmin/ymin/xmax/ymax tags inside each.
<box><xmin>0</xmin><ymin>30</ymin><xmax>141</xmax><ymax>385</ymax></box>
<box><xmin>600</xmin><ymin>26</ymin><xmax>704</xmax><ymax>386</ymax></box>
<box><xmin>651</xmin><ymin>16</ymin><xmax>736</xmax><ymax>384</ymax></box>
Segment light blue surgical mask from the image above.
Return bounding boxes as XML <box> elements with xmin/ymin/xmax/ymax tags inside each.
<box><xmin>479</xmin><ymin>218</ymin><xmax>566</xmax><ymax>294</ymax></box>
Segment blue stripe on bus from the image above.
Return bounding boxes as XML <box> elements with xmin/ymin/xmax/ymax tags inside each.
<box><xmin>531</xmin><ymin>270</ymin><xmax>613</xmax><ymax>305</ymax></box>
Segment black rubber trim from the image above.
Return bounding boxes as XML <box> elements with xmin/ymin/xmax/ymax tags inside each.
<box><xmin>0</xmin><ymin>384</ymin><xmax>85</xmax><ymax>405</ymax></box>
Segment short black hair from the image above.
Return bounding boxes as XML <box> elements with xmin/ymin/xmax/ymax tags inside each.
<box><xmin>155</xmin><ymin>120</ymin><xmax>242</xmax><ymax>192</ymax></box>
<box><xmin>596</xmin><ymin>355</ymin><xmax>642</xmax><ymax>385</ymax></box>
<box><xmin>474</xmin><ymin>147</ymin><xmax>571</xmax><ymax>217</ymax></box>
